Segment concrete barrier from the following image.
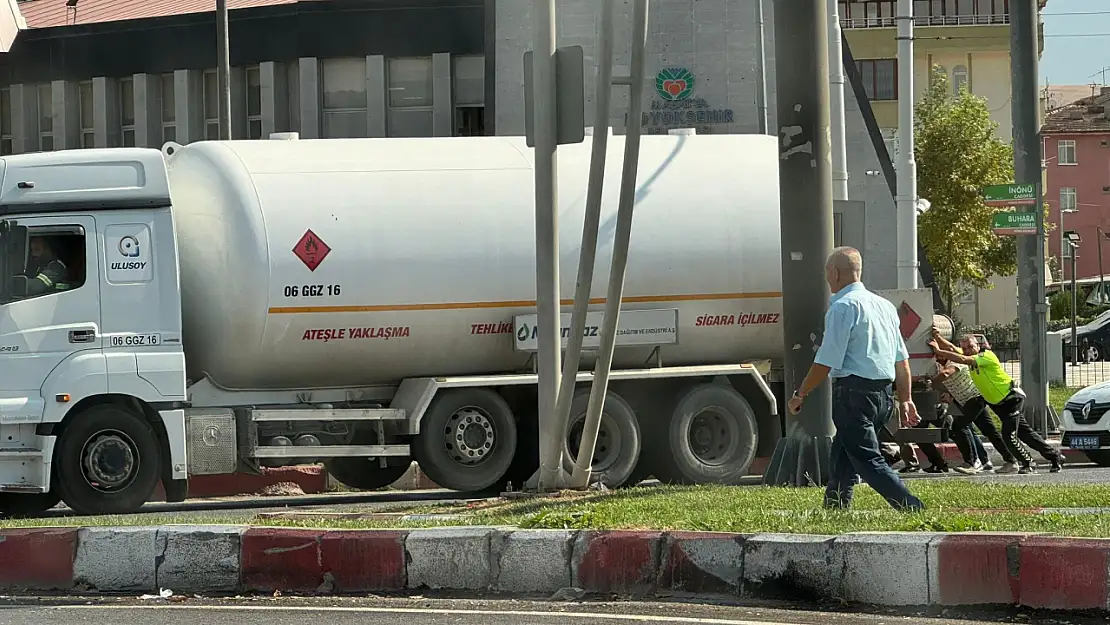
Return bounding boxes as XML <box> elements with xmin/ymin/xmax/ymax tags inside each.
<box><xmin>2</xmin><ymin>526</ymin><xmax>1108</xmax><ymax>612</ymax></box>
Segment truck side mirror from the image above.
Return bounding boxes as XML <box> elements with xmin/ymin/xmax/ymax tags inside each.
<box><xmin>0</xmin><ymin>222</ymin><xmax>28</xmax><ymax>303</ymax></box>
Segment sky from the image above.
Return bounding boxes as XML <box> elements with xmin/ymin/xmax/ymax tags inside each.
<box><xmin>1040</xmin><ymin>0</ymin><xmax>1110</xmax><ymax>86</ymax></box>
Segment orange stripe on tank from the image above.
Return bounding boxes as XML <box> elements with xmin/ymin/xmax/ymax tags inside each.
<box><xmin>267</xmin><ymin>291</ymin><xmax>783</xmax><ymax>314</ymax></box>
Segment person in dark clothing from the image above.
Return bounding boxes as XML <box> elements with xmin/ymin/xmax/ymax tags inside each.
<box><xmin>24</xmin><ymin>236</ymin><xmax>70</xmax><ymax>296</ymax></box>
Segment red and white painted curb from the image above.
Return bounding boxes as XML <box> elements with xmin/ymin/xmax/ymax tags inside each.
<box><xmin>1</xmin><ymin>526</ymin><xmax>1108</xmax><ymax>611</ymax></box>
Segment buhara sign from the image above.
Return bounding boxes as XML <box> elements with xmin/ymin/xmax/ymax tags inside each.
<box><xmin>992</xmin><ymin>211</ymin><xmax>1037</xmax><ymax>236</ymax></box>
<box><xmin>642</xmin><ymin>67</ymin><xmax>735</xmax><ymax>133</ymax></box>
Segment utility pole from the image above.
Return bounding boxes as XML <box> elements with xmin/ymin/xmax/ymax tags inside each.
<box><xmin>531</xmin><ymin>0</ymin><xmax>565</xmax><ymax>492</ymax></box>
<box><xmin>895</xmin><ymin>0</ymin><xmax>917</xmax><ymax>288</ymax></box>
<box><xmin>762</xmin><ymin>0</ymin><xmax>835</xmax><ymax>488</ymax></box>
<box><xmin>1010</xmin><ymin>0</ymin><xmax>1049</xmax><ymax>432</ymax></box>
<box><xmin>216</xmin><ymin>0</ymin><xmax>231</xmax><ymax>140</ymax></box>
<box><xmin>828</xmin><ymin>0</ymin><xmax>849</xmax><ymax>201</ymax></box>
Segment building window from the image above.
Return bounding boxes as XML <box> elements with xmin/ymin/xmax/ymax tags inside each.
<box><xmin>1061</xmin><ymin>187</ymin><xmax>1077</xmax><ymax>211</ymax></box>
<box><xmin>119</xmin><ymin>77</ymin><xmax>135</xmax><ymax>147</ymax></box>
<box><xmin>203</xmin><ymin>69</ymin><xmax>220</xmax><ymax>140</ymax></box>
<box><xmin>453</xmin><ymin>55</ymin><xmax>485</xmax><ymax>137</ymax></box>
<box><xmin>161</xmin><ymin>73</ymin><xmax>176</xmax><ymax>143</ymax></box>
<box><xmin>246</xmin><ymin>65</ymin><xmax>262</xmax><ymax>139</ymax></box>
<box><xmin>952</xmin><ymin>65</ymin><xmax>968</xmax><ymax>93</ymax></box>
<box><xmin>857</xmin><ymin>59</ymin><xmax>897</xmax><ymax>101</ymax></box>
<box><xmin>37</xmin><ymin>83</ymin><xmax>53</xmax><ymax>151</ymax></box>
<box><xmin>387</xmin><ymin>57</ymin><xmax>433</xmax><ymax>137</ymax></box>
<box><xmin>840</xmin><ymin>0</ymin><xmax>1008</xmax><ymax>27</ymax></box>
<box><xmin>0</xmin><ymin>88</ymin><xmax>11</xmax><ymax>155</ymax></box>
<box><xmin>78</xmin><ymin>81</ymin><xmax>94</xmax><ymax>148</ymax></box>
<box><xmin>321</xmin><ymin>57</ymin><xmax>368</xmax><ymax>138</ymax></box>
<box><xmin>1058</xmin><ymin>139</ymin><xmax>1077</xmax><ymax>165</ymax></box>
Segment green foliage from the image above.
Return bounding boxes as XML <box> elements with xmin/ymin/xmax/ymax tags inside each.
<box><xmin>915</xmin><ymin>66</ymin><xmax>1020</xmax><ymax>315</ymax></box>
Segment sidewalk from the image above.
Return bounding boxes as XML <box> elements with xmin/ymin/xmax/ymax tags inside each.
<box><xmin>1</xmin><ymin>525</ymin><xmax>1107</xmax><ymax>612</ymax></box>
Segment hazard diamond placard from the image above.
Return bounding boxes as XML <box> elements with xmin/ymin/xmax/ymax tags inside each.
<box><xmin>898</xmin><ymin>301</ymin><xmax>922</xmax><ymax>340</ymax></box>
<box><xmin>293</xmin><ymin>229</ymin><xmax>331</xmax><ymax>272</ymax></box>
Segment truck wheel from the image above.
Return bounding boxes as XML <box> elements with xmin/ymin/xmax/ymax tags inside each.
<box><xmin>0</xmin><ymin>491</ymin><xmax>62</xmax><ymax>518</ymax></box>
<box><xmin>413</xmin><ymin>388</ymin><xmax>517</xmax><ymax>492</ymax></box>
<box><xmin>1085</xmin><ymin>450</ymin><xmax>1110</xmax><ymax>467</ymax></box>
<box><xmin>655</xmin><ymin>383</ymin><xmax>758</xmax><ymax>485</ymax></box>
<box><xmin>54</xmin><ymin>404</ymin><xmax>162</xmax><ymax>516</ymax></box>
<box><xmin>562</xmin><ymin>390</ymin><xmax>641</xmax><ymax>488</ymax></box>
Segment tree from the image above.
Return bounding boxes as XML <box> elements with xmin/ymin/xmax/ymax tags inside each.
<box><xmin>915</xmin><ymin>65</ymin><xmax>1017</xmax><ymax>315</ymax></box>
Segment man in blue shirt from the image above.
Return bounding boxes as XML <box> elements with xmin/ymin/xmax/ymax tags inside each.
<box><xmin>786</xmin><ymin>247</ymin><xmax>924</xmax><ymax>511</ymax></box>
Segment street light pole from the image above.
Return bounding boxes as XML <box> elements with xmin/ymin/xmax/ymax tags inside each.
<box><xmin>216</xmin><ymin>0</ymin><xmax>231</xmax><ymax>140</ymax></box>
<box><xmin>1072</xmin><ymin>246</ymin><xmax>1078</xmax><ymax>367</ymax></box>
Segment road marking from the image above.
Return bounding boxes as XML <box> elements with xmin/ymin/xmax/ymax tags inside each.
<box><xmin>268</xmin><ymin>291</ymin><xmax>783</xmax><ymax>314</ymax></box>
<box><xmin>50</xmin><ymin>604</ymin><xmax>810</xmax><ymax>625</ymax></box>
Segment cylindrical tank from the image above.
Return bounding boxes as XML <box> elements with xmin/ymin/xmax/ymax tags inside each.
<box><xmin>163</xmin><ymin>134</ymin><xmax>784</xmax><ymax>390</ymax></box>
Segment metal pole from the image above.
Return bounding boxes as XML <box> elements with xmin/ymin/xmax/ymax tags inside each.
<box><xmin>216</xmin><ymin>0</ymin><xmax>231</xmax><ymax>140</ymax></box>
<box><xmin>1099</xmin><ymin>227</ymin><xmax>1105</xmax><ymax>304</ymax></box>
<box><xmin>554</xmin><ymin>0</ymin><xmax>614</xmax><ymax>480</ymax></box>
<box><xmin>1011</xmin><ymin>0</ymin><xmax>1048</xmax><ymax>432</ymax></box>
<box><xmin>756</xmin><ymin>0</ymin><xmax>770</xmax><ymax>135</ymax></box>
<box><xmin>569</xmin><ymin>0</ymin><xmax>649</xmax><ymax>489</ymax></box>
<box><xmin>895</xmin><ymin>0</ymin><xmax>917</xmax><ymax>288</ymax></box>
<box><xmin>532</xmin><ymin>0</ymin><xmax>565</xmax><ymax>492</ymax></box>
<box><xmin>762</xmin><ymin>0</ymin><xmax>835</xmax><ymax>487</ymax></box>
<box><xmin>1071</xmin><ymin>248</ymin><xmax>1078</xmax><ymax>367</ymax></box>
<box><xmin>828</xmin><ymin>0</ymin><xmax>849</xmax><ymax>201</ymax></box>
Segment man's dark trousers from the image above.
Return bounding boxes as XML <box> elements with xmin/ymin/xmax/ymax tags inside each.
<box><xmin>824</xmin><ymin>375</ymin><xmax>925</xmax><ymax>511</ymax></box>
<box><xmin>950</xmin><ymin>396</ymin><xmax>1016</xmax><ymax>465</ymax></box>
<box><xmin>990</xmin><ymin>393</ymin><xmax>1061</xmax><ymax>465</ymax></box>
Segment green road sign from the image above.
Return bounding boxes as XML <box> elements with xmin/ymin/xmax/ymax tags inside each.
<box><xmin>983</xmin><ymin>183</ymin><xmax>1037</xmax><ymax>206</ymax></box>
<box><xmin>992</xmin><ymin>211</ymin><xmax>1038</xmax><ymax>235</ymax></box>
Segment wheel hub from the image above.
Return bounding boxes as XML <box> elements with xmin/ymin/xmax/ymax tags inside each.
<box><xmin>445</xmin><ymin>407</ymin><xmax>495</xmax><ymax>466</ymax></box>
<box><xmin>81</xmin><ymin>431</ymin><xmax>137</xmax><ymax>491</ymax></box>
<box><xmin>687</xmin><ymin>408</ymin><xmax>738</xmax><ymax>466</ymax></box>
<box><xmin>567</xmin><ymin>416</ymin><xmax>618</xmax><ymax>471</ymax></box>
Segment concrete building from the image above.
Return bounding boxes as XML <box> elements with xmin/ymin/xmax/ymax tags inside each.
<box><xmin>837</xmin><ymin>0</ymin><xmax>1048</xmax><ymax>326</ymax></box>
<box><xmin>1</xmin><ymin>0</ymin><xmax>910</xmax><ymax>287</ymax></box>
<box><xmin>1044</xmin><ymin>88</ymin><xmax>1110</xmax><ymax>283</ymax></box>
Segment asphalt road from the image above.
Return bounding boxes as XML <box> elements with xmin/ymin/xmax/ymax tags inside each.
<box><xmin>0</xmin><ymin>597</ymin><xmax>1103</xmax><ymax>625</ymax></box>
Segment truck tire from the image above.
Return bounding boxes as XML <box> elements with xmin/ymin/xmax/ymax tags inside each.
<box><xmin>0</xmin><ymin>491</ymin><xmax>62</xmax><ymax>518</ymax></box>
<box><xmin>562</xmin><ymin>390</ymin><xmax>642</xmax><ymax>488</ymax></box>
<box><xmin>413</xmin><ymin>388</ymin><xmax>517</xmax><ymax>493</ymax></box>
<box><xmin>1085</xmin><ymin>450</ymin><xmax>1110</xmax><ymax>467</ymax></box>
<box><xmin>655</xmin><ymin>383</ymin><xmax>758</xmax><ymax>485</ymax></box>
<box><xmin>53</xmin><ymin>404</ymin><xmax>162</xmax><ymax>516</ymax></box>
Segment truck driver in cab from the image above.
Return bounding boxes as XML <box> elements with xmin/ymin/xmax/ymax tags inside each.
<box><xmin>24</xmin><ymin>235</ymin><xmax>70</xmax><ymax>295</ymax></box>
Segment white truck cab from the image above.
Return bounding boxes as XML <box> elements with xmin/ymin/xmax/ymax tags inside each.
<box><xmin>0</xmin><ymin>149</ymin><xmax>189</xmax><ymax>515</ymax></box>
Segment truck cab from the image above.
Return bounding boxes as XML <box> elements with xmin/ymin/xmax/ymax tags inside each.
<box><xmin>0</xmin><ymin>148</ymin><xmax>189</xmax><ymax>516</ymax></box>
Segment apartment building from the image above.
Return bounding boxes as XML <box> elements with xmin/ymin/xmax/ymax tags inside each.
<box><xmin>837</xmin><ymin>0</ymin><xmax>1046</xmax><ymax>325</ymax></box>
<box><xmin>1044</xmin><ymin>88</ymin><xmax>1110</xmax><ymax>283</ymax></box>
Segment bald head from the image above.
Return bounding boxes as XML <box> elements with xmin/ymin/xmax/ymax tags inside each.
<box><xmin>827</xmin><ymin>247</ymin><xmax>862</xmax><ymax>275</ymax></box>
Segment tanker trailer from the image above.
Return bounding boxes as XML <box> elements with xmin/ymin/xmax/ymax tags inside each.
<box><xmin>0</xmin><ymin>134</ymin><xmax>790</xmax><ymax>516</ymax></box>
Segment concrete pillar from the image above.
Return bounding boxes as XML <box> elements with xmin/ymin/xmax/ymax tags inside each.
<box><xmin>174</xmin><ymin>69</ymin><xmax>203</xmax><ymax>143</ymax></box>
<box><xmin>366</xmin><ymin>55</ymin><xmax>386</xmax><ymax>138</ymax></box>
<box><xmin>230</xmin><ymin>66</ymin><xmax>247</xmax><ymax>139</ymax></box>
<box><xmin>432</xmin><ymin>53</ymin><xmax>452</xmax><ymax>137</ymax></box>
<box><xmin>133</xmin><ymin>74</ymin><xmax>162</xmax><ymax>148</ymax></box>
<box><xmin>92</xmin><ymin>76</ymin><xmax>120</xmax><ymax>148</ymax></box>
<box><xmin>10</xmin><ymin>84</ymin><xmax>38</xmax><ymax>153</ymax></box>
<box><xmin>51</xmin><ymin>80</ymin><xmax>79</xmax><ymax>149</ymax></box>
<box><xmin>298</xmin><ymin>57</ymin><xmax>319</xmax><ymax>139</ymax></box>
<box><xmin>259</xmin><ymin>61</ymin><xmax>288</xmax><ymax>137</ymax></box>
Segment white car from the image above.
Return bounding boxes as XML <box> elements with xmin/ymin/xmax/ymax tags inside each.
<box><xmin>1060</xmin><ymin>381</ymin><xmax>1110</xmax><ymax>466</ymax></box>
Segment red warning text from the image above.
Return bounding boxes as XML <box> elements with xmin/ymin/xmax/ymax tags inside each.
<box><xmin>302</xmin><ymin>327</ymin><xmax>410</xmax><ymax>342</ymax></box>
<box><xmin>695</xmin><ymin>313</ymin><xmax>780</xmax><ymax>327</ymax></box>
<box><xmin>471</xmin><ymin>321</ymin><xmax>514</xmax><ymax>335</ymax></box>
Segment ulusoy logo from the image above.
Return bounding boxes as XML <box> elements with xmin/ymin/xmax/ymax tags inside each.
<box><xmin>656</xmin><ymin>67</ymin><xmax>695</xmax><ymax>101</ymax></box>
<box><xmin>112</xmin><ymin>235</ymin><xmax>146</xmax><ymax>270</ymax></box>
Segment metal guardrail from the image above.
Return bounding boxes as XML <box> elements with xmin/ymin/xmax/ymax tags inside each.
<box><xmin>840</xmin><ymin>14</ymin><xmax>1010</xmax><ymax>29</ymax></box>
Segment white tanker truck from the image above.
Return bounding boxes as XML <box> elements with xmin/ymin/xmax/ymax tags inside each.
<box><xmin>0</xmin><ymin>134</ymin><xmax>941</xmax><ymax>516</ymax></box>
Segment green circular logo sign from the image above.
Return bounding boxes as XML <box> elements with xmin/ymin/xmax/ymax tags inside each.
<box><xmin>656</xmin><ymin>67</ymin><xmax>695</xmax><ymax>101</ymax></box>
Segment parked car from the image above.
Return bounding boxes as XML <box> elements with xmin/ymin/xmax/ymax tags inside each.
<box><xmin>1060</xmin><ymin>380</ymin><xmax>1110</xmax><ymax>466</ymax></box>
<box><xmin>1061</xmin><ymin>309</ymin><xmax>1110</xmax><ymax>362</ymax></box>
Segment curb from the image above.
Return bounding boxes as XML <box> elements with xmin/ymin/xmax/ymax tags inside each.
<box><xmin>1</xmin><ymin>526</ymin><xmax>1107</xmax><ymax>611</ymax></box>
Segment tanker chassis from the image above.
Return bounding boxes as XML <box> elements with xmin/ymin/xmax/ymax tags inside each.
<box><xmin>0</xmin><ymin>135</ymin><xmax>940</xmax><ymax>516</ymax></box>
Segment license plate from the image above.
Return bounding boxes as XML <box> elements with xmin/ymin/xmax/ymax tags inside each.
<box><xmin>1068</xmin><ymin>436</ymin><xmax>1101</xmax><ymax>450</ymax></box>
